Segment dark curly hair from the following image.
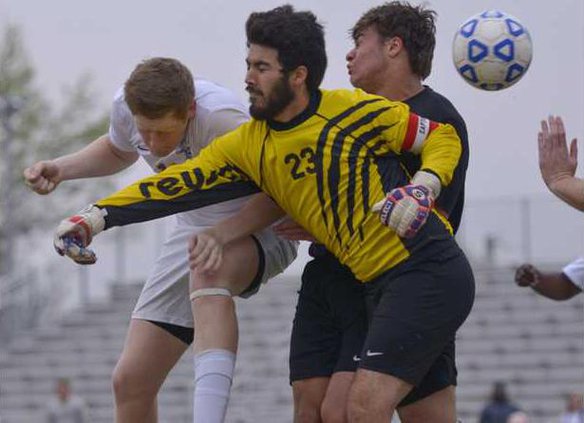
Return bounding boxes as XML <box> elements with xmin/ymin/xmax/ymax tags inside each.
<box><xmin>246</xmin><ymin>5</ymin><xmax>327</xmax><ymax>92</ymax></box>
<box><xmin>352</xmin><ymin>1</ymin><xmax>436</xmax><ymax>79</ymax></box>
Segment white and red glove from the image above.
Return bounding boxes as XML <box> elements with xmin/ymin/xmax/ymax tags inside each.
<box><xmin>53</xmin><ymin>205</ymin><xmax>107</xmax><ymax>265</ymax></box>
<box><xmin>372</xmin><ymin>171</ymin><xmax>441</xmax><ymax>238</ymax></box>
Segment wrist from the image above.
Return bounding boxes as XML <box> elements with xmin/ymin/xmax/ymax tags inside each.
<box><xmin>78</xmin><ymin>205</ymin><xmax>107</xmax><ymax>237</ymax></box>
<box><xmin>205</xmin><ymin>227</ymin><xmax>228</xmax><ymax>245</ymax></box>
<box><xmin>545</xmin><ymin>173</ymin><xmax>572</xmax><ymax>191</ymax></box>
<box><xmin>49</xmin><ymin>158</ymin><xmax>68</xmax><ymax>183</ymax></box>
<box><xmin>412</xmin><ymin>170</ymin><xmax>442</xmax><ymax>198</ymax></box>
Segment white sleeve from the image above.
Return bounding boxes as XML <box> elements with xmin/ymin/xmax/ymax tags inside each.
<box><xmin>108</xmin><ymin>99</ymin><xmax>138</xmax><ymax>153</ymax></box>
<box><xmin>562</xmin><ymin>257</ymin><xmax>584</xmax><ymax>291</ymax></box>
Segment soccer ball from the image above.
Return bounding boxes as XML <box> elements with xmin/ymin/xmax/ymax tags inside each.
<box><xmin>452</xmin><ymin>10</ymin><xmax>533</xmax><ymax>91</ymax></box>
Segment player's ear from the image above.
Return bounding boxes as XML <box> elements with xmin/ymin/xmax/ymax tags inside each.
<box><xmin>385</xmin><ymin>36</ymin><xmax>403</xmax><ymax>58</ymax></box>
<box><xmin>289</xmin><ymin>65</ymin><xmax>308</xmax><ymax>88</ymax></box>
<box><xmin>188</xmin><ymin>100</ymin><xmax>196</xmax><ymax>119</ymax></box>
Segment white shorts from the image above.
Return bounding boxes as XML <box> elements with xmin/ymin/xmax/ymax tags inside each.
<box><xmin>132</xmin><ymin>203</ymin><xmax>298</xmax><ymax>329</ymax></box>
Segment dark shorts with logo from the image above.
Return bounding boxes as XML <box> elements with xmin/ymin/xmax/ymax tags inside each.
<box><xmin>360</xmin><ymin>240</ymin><xmax>475</xmax><ymax>406</ymax></box>
<box><xmin>289</xmin><ymin>249</ymin><xmax>367</xmax><ymax>383</ymax></box>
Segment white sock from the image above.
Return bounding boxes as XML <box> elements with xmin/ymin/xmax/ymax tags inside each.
<box><xmin>193</xmin><ymin>349</ymin><xmax>236</xmax><ymax>423</ymax></box>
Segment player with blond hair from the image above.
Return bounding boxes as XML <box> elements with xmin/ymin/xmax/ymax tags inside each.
<box><xmin>25</xmin><ymin>57</ymin><xmax>297</xmax><ymax>423</ymax></box>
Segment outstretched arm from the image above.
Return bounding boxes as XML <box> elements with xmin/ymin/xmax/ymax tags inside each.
<box><xmin>53</xmin><ymin>129</ymin><xmax>260</xmax><ymax>264</ymax></box>
<box><xmin>515</xmin><ymin>263</ymin><xmax>582</xmax><ymax>301</ymax></box>
<box><xmin>538</xmin><ymin>115</ymin><xmax>583</xmax><ymax>211</ymax></box>
<box><xmin>23</xmin><ymin>135</ymin><xmax>138</xmax><ymax>194</ymax></box>
<box><xmin>189</xmin><ymin>193</ymin><xmax>286</xmax><ymax>272</ymax></box>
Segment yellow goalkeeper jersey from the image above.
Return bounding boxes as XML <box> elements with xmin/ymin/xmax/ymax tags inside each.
<box><xmin>96</xmin><ymin>89</ymin><xmax>461</xmax><ymax>282</ymax></box>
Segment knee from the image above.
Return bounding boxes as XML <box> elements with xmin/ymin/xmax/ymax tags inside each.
<box><xmin>112</xmin><ymin>362</ymin><xmax>156</xmax><ymax>402</ymax></box>
<box><xmin>294</xmin><ymin>387</ymin><xmax>324</xmax><ymax>423</ymax></box>
<box><xmin>347</xmin><ymin>383</ymin><xmax>372</xmax><ymax>421</ymax></box>
<box><xmin>189</xmin><ymin>268</ymin><xmax>234</xmax><ymax>300</ymax></box>
<box><xmin>190</xmin><ymin>291</ymin><xmax>234</xmax><ymax>317</ymax></box>
<box><xmin>112</xmin><ymin>364</ymin><xmax>136</xmax><ymax>399</ymax></box>
<box><xmin>295</xmin><ymin>402</ymin><xmax>321</xmax><ymax>423</ymax></box>
<box><xmin>347</xmin><ymin>397</ymin><xmax>366</xmax><ymax>422</ymax></box>
<box><xmin>321</xmin><ymin>399</ymin><xmax>346</xmax><ymax>423</ymax></box>
<box><xmin>190</xmin><ymin>268</ymin><xmax>224</xmax><ymax>290</ymax></box>
<box><xmin>189</xmin><ymin>273</ymin><xmax>233</xmax><ymax>306</ymax></box>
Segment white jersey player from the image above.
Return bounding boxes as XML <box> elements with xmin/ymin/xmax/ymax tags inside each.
<box><xmin>24</xmin><ymin>57</ymin><xmax>297</xmax><ymax>423</ymax></box>
<box><xmin>109</xmin><ymin>79</ymin><xmax>296</xmax><ymax>328</ymax></box>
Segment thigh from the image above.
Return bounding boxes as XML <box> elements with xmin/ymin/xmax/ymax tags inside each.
<box><xmin>349</xmin><ymin>368</ymin><xmax>413</xmax><ymax>416</ymax></box>
<box><xmin>290</xmin><ymin>259</ymin><xmax>339</xmax><ymax>382</ymax></box>
<box><xmin>332</xmin><ymin>274</ymin><xmax>367</xmax><ymax>374</ymax></box>
<box><xmin>292</xmin><ymin>376</ymin><xmax>330</xmax><ymax>420</ymax></box>
<box><xmin>361</xmin><ymin>251</ymin><xmax>474</xmax><ymax>386</ymax></box>
<box><xmin>191</xmin><ymin>235</ymin><xmax>260</xmax><ymax>296</ymax></box>
<box><xmin>397</xmin><ymin>386</ymin><xmax>456</xmax><ymax>423</ymax></box>
<box><xmin>115</xmin><ymin>319</ymin><xmax>189</xmax><ymax>389</ymax></box>
<box><xmin>399</xmin><ymin>339</ymin><xmax>456</xmax><ymax>406</ymax></box>
<box><xmin>132</xmin><ymin>224</ymin><xmax>196</xmax><ymax>328</ymax></box>
<box><xmin>148</xmin><ymin>320</ymin><xmax>194</xmax><ymax>345</ymax></box>
<box><xmin>236</xmin><ymin>229</ymin><xmax>298</xmax><ymax>299</ymax></box>
<box><xmin>290</xmin><ymin>255</ymin><xmax>367</xmax><ymax>381</ymax></box>
<box><xmin>252</xmin><ymin>227</ymin><xmax>298</xmax><ymax>286</ymax></box>
<box><xmin>320</xmin><ymin>371</ymin><xmax>355</xmax><ymax>420</ymax></box>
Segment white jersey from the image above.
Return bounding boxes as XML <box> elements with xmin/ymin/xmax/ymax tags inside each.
<box><xmin>562</xmin><ymin>257</ymin><xmax>584</xmax><ymax>291</ymax></box>
<box><xmin>109</xmin><ymin>78</ymin><xmax>249</xmax><ymax>170</ymax></box>
<box><xmin>108</xmin><ymin>78</ymin><xmax>251</xmax><ymax>226</ymax></box>
<box><xmin>106</xmin><ymin>78</ymin><xmax>297</xmax><ymax>329</ymax></box>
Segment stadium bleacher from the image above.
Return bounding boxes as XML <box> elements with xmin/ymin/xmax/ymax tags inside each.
<box><xmin>0</xmin><ymin>266</ymin><xmax>582</xmax><ymax>422</ymax></box>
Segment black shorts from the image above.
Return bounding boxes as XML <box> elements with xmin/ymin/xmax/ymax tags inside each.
<box><xmin>149</xmin><ymin>235</ymin><xmax>266</xmax><ymax>345</ymax></box>
<box><xmin>289</xmin><ymin>250</ymin><xmax>368</xmax><ymax>383</ymax></box>
<box><xmin>360</xmin><ymin>240</ymin><xmax>475</xmax><ymax>406</ymax></box>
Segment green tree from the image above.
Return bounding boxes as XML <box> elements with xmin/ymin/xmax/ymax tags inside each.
<box><xmin>0</xmin><ymin>24</ymin><xmax>112</xmax><ymax>276</ymax></box>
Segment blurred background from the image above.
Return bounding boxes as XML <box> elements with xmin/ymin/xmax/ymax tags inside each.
<box><xmin>0</xmin><ymin>0</ymin><xmax>582</xmax><ymax>422</ymax></box>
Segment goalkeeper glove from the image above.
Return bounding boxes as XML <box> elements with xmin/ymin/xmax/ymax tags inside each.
<box><xmin>53</xmin><ymin>205</ymin><xmax>107</xmax><ymax>265</ymax></box>
<box><xmin>372</xmin><ymin>171</ymin><xmax>441</xmax><ymax>238</ymax></box>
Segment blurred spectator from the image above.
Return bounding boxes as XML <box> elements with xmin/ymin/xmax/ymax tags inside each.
<box><xmin>515</xmin><ymin>259</ymin><xmax>583</xmax><ymax>300</ymax></box>
<box><xmin>551</xmin><ymin>392</ymin><xmax>584</xmax><ymax>423</ymax></box>
<box><xmin>480</xmin><ymin>381</ymin><xmax>521</xmax><ymax>423</ymax></box>
<box><xmin>45</xmin><ymin>378</ymin><xmax>90</xmax><ymax>423</ymax></box>
<box><xmin>508</xmin><ymin>411</ymin><xmax>531</xmax><ymax>423</ymax></box>
<box><xmin>538</xmin><ymin>115</ymin><xmax>584</xmax><ymax>211</ymax></box>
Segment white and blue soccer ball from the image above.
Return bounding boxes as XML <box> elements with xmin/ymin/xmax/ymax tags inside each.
<box><xmin>452</xmin><ymin>10</ymin><xmax>533</xmax><ymax>91</ymax></box>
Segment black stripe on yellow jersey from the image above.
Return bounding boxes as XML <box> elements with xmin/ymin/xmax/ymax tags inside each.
<box><xmin>311</xmin><ymin>100</ymin><xmax>380</xmax><ymax>241</ymax></box>
<box><xmin>105</xmin><ymin>181</ymin><xmax>259</xmax><ymax>228</ymax></box>
<box><xmin>314</xmin><ymin>100</ymin><xmax>396</xmax><ymax>246</ymax></box>
<box><xmin>95</xmin><ymin>88</ymin><xmax>461</xmax><ymax>282</ymax></box>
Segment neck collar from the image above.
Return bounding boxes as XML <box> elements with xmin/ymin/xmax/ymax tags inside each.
<box><xmin>267</xmin><ymin>90</ymin><xmax>322</xmax><ymax>131</ymax></box>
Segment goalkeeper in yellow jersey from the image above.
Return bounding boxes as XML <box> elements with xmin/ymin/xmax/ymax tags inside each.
<box><xmin>53</xmin><ymin>5</ymin><xmax>475</xmax><ymax>422</ymax></box>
